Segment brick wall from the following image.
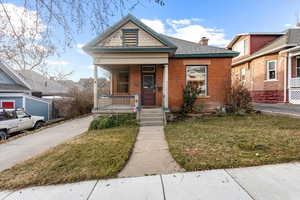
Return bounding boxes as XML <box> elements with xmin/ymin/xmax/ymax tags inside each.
<box><xmin>232</xmin><ymin>53</ymin><xmax>288</xmax><ymax>103</ymax></box>
<box><xmin>168</xmin><ymin>57</ymin><xmax>232</xmax><ymax>112</ymax></box>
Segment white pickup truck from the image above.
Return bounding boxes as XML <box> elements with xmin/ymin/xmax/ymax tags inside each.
<box><xmin>0</xmin><ymin>109</ymin><xmax>45</xmax><ymax>140</ymax></box>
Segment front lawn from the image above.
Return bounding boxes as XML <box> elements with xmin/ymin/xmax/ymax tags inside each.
<box><xmin>165</xmin><ymin>114</ymin><xmax>300</xmax><ymax>171</ymax></box>
<box><xmin>0</xmin><ymin>126</ymin><xmax>138</xmax><ymax>190</ymax></box>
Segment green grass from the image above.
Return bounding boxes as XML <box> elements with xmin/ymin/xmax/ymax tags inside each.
<box><xmin>165</xmin><ymin>114</ymin><xmax>300</xmax><ymax>171</ymax></box>
<box><xmin>0</xmin><ymin>126</ymin><xmax>138</xmax><ymax>190</ymax></box>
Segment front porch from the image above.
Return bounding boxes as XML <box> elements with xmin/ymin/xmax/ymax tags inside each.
<box><xmin>92</xmin><ymin>63</ymin><xmax>169</xmax><ymax>113</ymax></box>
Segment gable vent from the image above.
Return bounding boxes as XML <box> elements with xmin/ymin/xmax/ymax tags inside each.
<box><xmin>122</xmin><ymin>29</ymin><xmax>138</xmax><ymax>47</ymax></box>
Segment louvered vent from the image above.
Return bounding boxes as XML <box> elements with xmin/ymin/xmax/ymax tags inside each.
<box><xmin>122</xmin><ymin>29</ymin><xmax>138</xmax><ymax>47</ymax></box>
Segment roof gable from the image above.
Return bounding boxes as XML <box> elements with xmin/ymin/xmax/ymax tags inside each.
<box><xmin>0</xmin><ymin>61</ymin><xmax>31</xmax><ymax>91</ymax></box>
<box><xmin>83</xmin><ymin>14</ymin><xmax>177</xmax><ymax>51</ymax></box>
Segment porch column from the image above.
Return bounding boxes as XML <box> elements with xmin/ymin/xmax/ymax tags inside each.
<box><xmin>93</xmin><ymin>65</ymin><xmax>98</xmax><ymax>110</ymax></box>
<box><xmin>163</xmin><ymin>64</ymin><xmax>169</xmax><ymax>110</ymax></box>
<box><xmin>287</xmin><ymin>54</ymin><xmax>292</xmax><ymax>102</ymax></box>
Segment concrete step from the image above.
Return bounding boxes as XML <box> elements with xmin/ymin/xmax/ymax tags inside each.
<box><xmin>140</xmin><ymin>116</ymin><xmax>163</xmax><ymax>121</ymax></box>
<box><xmin>141</xmin><ymin>109</ymin><xmax>163</xmax><ymax>113</ymax></box>
<box><xmin>140</xmin><ymin>121</ymin><xmax>164</xmax><ymax>126</ymax></box>
<box><xmin>140</xmin><ymin>114</ymin><xmax>163</xmax><ymax>118</ymax></box>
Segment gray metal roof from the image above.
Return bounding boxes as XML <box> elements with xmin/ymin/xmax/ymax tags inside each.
<box><xmin>161</xmin><ymin>35</ymin><xmax>238</xmax><ymax>57</ymax></box>
<box><xmin>0</xmin><ymin>83</ymin><xmax>29</xmax><ymax>92</ymax></box>
<box><xmin>18</xmin><ymin>70</ymin><xmax>70</xmax><ymax>96</ymax></box>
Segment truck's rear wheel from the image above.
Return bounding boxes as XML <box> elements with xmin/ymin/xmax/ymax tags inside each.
<box><xmin>0</xmin><ymin>130</ymin><xmax>8</xmax><ymax>140</ymax></box>
<box><xmin>34</xmin><ymin>121</ymin><xmax>45</xmax><ymax>129</ymax></box>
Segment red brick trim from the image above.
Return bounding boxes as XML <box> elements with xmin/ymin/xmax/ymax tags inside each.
<box><xmin>250</xmin><ymin>90</ymin><xmax>284</xmax><ymax>103</ymax></box>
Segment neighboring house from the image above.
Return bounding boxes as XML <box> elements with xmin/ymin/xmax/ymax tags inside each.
<box><xmin>228</xmin><ymin>26</ymin><xmax>300</xmax><ymax>104</ymax></box>
<box><xmin>78</xmin><ymin>77</ymin><xmax>110</xmax><ymax>95</ymax></box>
<box><xmin>0</xmin><ymin>62</ymin><xmax>52</xmax><ymax>121</ymax></box>
<box><xmin>18</xmin><ymin>70</ymin><xmax>70</xmax><ymax>98</ymax></box>
<box><xmin>83</xmin><ymin>14</ymin><xmax>238</xmax><ymax>113</ymax></box>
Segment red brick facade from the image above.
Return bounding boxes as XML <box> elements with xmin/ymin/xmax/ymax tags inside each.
<box><xmin>250</xmin><ymin>90</ymin><xmax>284</xmax><ymax>103</ymax></box>
<box><xmin>111</xmin><ymin>57</ymin><xmax>233</xmax><ymax>112</ymax></box>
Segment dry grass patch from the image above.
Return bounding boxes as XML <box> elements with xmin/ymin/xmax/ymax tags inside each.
<box><xmin>0</xmin><ymin>126</ymin><xmax>138</xmax><ymax>190</ymax></box>
<box><xmin>165</xmin><ymin>114</ymin><xmax>300</xmax><ymax>171</ymax></box>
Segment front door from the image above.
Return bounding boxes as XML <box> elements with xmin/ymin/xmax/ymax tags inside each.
<box><xmin>142</xmin><ymin>68</ymin><xmax>156</xmax><ymax>106</ymax></box>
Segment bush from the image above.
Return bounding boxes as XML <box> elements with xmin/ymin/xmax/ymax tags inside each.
<box><xmin>181</xmin><ymin>83</ymin><xmax>202</xmax><ymax>114</ymax></box>
<box><xmin>89</xmin><ymin>114</ymin><xmax>136</xmax><ymax>130</ymax></box>
<box><xmin>228</xmin><ymin>84</ymin><xmax>253</xmax><ymax>113</ymax></box>
<box><xmin>54</xmin><ymin>88</ymin><xmax>93</xmax><ymax>119</ymax></box>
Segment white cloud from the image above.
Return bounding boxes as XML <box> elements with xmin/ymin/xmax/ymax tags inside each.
<box><xmin>140</xmin><ymin>18</ymin><xmax>230</xmax><ymax>47</ymax></box>
<box><xmin>141</xmin><ymin>19</ymin><xmax>165</xmax><ymax>33</ymax></box>
<box><xmin>46</xmin><ymin>60</ymin><xmax>70</xmax><ymax>66</ymax></box>
<box><xmin>76</xmin><ymin>43</ymin><xmax>85</xmax><ymax>54</ymax></box>
<box><xmin>0</xmin><ymin>3</ymin><xmax>46</xmax><ymax>39</ymax></box>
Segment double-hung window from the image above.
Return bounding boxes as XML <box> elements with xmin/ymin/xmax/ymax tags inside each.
<box><xmin>117</xmin><ymin>71</ymin><xmax>129</xmax><ymax>93</ymax></box>
<box><xmin>266</xmin><ymin>60</ymin><xmax>277</xmax><ymax>81</ymax></box>
<box><xmin>186</xmin><ymin>65</ymin><xmax>207</xmax><ymax>96</ymax></box>
<box><xmin>296</xmin><ymin>57</ymin><xmax>300</xmax><ymax>77</ymax></box>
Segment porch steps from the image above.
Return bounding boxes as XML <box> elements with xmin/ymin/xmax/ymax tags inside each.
<box><xmin>140</xmin><ymin>108</ymin><xmax>164</xmax><ymax>126</ymax></box>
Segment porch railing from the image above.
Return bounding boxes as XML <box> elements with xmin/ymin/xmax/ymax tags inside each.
<box><xmin>290</xmin><ymin>78</ymin><xmax>300</xmax><ymax>88</ymax></box>
<box><xmin>94</xmin><ymin>94</ymin><xmax>140</xmax><ymax>112</ymax></box>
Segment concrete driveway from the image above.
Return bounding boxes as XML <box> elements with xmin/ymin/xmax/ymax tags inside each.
<box><xmin>1</xmin><ymin>162</ymin><xmax>300</xmax><ymax>200</ymax></box>
<box><xmin>0</xmin><ymin>116</ymin><xmax>93</xmax><ymax>172</ymax></box>
<box><xmin>254</xmin><ymin>103</ymin><xmax>300</xmax><ymax>117</ymax></box>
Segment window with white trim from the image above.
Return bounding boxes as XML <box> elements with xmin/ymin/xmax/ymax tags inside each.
<box><xmin>240</xmin><ymin>68</ymin><xmax>246</xmax><ymax>82</ymax></box>
<box><xmin>296</xmin><ymin>57</ymin><xmax>300</xmax><ymax>77</ymax></box>
<box><xmin>186</xmin><ymin>65</ymin><xmax>207</xmax><ymax>96</ymax></box>
<box><xmin>233</xmin><ymin>39</ymin><xmax>248</xmax><ymax>57</ymax></box>
<box><xmin>266</xmin><ymin>60</ymin><xmax>277</xmax><ymax>80</ymax></box>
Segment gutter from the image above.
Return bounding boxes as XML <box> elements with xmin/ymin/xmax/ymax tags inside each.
<box><xmin>279</xmin><ymin>45</ymin><xmax>300</xmax><ymax>54</ymax></box>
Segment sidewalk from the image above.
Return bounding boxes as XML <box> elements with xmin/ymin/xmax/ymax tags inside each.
<box><xmin>119</xmin><ymin>125</ymin><xmax>183</xmax><ymax>177</ymax></box>
<box><xmin>1</xmin><ymin>162</ymin><xmax>300</xmax><ymax>200</ymax></box>
<box><xmin>254</xmin><ymin>103</ymin><xmax>300</xmax><ymax>117</ymax></box>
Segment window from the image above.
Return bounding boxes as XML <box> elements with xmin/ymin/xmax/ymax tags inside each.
<box><xmin>297</xmin><ymin>57</ymin><xmax>300</xmax><ymax>77</ymax></box>
<box><xmin>240</xmin><ymin>68</ymin><xmax>246</xmax><ymax>82</ymax></box>
<box><xmin>186</xmin><ymin>65</ymin><xmax>207</xmax><ymax>96</ymax></box>
<box><xmin>1</xmin><ymin>100</ymin><xmax>15</xmax><ymax>109</ymax></box>
<box><xmin>233</xmin><ymin>39</ymin><xmax>248</xmax><ymax>57</ymax></box>
<box><xmin>122</xmin><ymin>29</ymin><xmax>138</xmax><ymax>47</ymax></box>
<box><xmin>117</xmin><ymin>71</ymin><xmax>129</xmax><ymax>93</ymax></box>
<box><xmin>266</xmin><ymin>60</ymin><xmax>277</xmax><ymax>80</ymax></box>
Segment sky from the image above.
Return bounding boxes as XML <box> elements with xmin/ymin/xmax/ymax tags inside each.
<box><xmin>6</xmin><ymin>0</ymin><xmax>300</xmax><ymax>81</ymax></box>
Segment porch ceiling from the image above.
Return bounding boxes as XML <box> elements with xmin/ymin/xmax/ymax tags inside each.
<box><xmin>92</xmin><ymin>52</ymin><xmax>169</xmax><ymax>65</ymax></box>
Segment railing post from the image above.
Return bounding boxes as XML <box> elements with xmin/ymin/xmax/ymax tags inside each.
<box><xmin>134</xmin><ymin>94</ymin><xmax>140</xmax><ymax>120</ymax></box>
<box><xmin>93</xmin><ymin>65</ymin><xmax>98</xmax><ymax>111</ymax></box>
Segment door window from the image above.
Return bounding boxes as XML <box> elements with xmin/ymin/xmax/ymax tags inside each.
<box><xmin>143</xmin><ymin>75</ymin><xmax>154</xmax><ymax>89</ymax></box>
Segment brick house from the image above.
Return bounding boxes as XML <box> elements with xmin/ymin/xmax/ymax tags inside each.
<box><xmin>83</xmin><ymin>14</ymin><xmax>238</xmax><ymax>113</ymax></box>
<box><xmin>228</xmin><ymin>27</ymin><xmax>300</xmax><ymax>104</ymax></box>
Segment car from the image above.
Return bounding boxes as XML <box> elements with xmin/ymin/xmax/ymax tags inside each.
<box><xmin>0</xmin><ymin>108</ymin><xmax>45</xmax><ymax>140</ymax></box>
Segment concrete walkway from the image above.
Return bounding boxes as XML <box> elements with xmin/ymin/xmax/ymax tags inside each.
<box><xmin>254</xmin><ymin>103</ymin><xmax>300</xmax><ymax>117</ymax></box>
<box><xmin>1</xmin><ymin>162</ymin><xmax>300</xmax><ymax>200</ymax></box>
<box><xmin>119</xmin><ymin>125</ymin><xmax>183</xmax><ymax>177</ymax></box>
<box><xmin>0</xmin><ymin>116</ymin><xmax>93</xmax><ymax>172</ymax></box>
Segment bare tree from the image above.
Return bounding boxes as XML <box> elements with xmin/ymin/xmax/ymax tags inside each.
<box><xmin>0</xmin><ymin>0</ymin><xmax>164</xmax><ymax>75</ymax></box>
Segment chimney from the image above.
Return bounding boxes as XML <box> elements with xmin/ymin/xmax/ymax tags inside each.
<box><xmin>199</xmin><ymin>37</ymin><xmax>209</xmax><ymax>46</ymax></box>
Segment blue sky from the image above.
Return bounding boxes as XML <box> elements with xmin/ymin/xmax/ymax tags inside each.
<box><xmin>16</xmin><ymin>0</ymin><xmax>300</xmax><ymax>81</ymax></box>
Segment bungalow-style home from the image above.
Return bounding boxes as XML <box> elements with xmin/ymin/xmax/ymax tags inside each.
<box><xmin>83</xmin><ymin>14</ymin><xmax>238</xmax><ymax>113</ymax></box>
<box><xmin>228</xmin><ymin>26</ymin><xmax>300</xmax><ymax>104</ymax></box>
<box><xmin>0</xmin><ymin>62</ymin><xmax>52</xmax><ymax>121</ymax></box>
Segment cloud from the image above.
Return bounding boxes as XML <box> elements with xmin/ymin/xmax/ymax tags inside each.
<box><xmin>46</xmin><ymin>60</ymin><xmax>70</xmax><ymax>66</ymax></box>
<box><xmin>76</xmin><ymin>43</ymin><xmax>85</xmax><ymax>54</ymax></box>
<box><xmin>0</xmin><ymin>3</ymin><xmax>46</xmax><ymax>39</ymax></box>
<box><xmin>141</xmin><ymin>19</ymin><xmax>165</xmax><ymax>33</ymax></box>
<box><xmin>141</xmin><ymin>18</ymin><xmax>230</xmax><ymax>47</ymax></box>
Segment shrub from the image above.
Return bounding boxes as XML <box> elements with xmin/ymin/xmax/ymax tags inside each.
<box><xmin>181</xmin><ymin>83</ymin><xmax>202</xmax><ymax>114</ymax></box>
<box><xmin>54</xmin><ymin>88</ymin><xmax>93</xmax><ymax>119</ymax></box>
<box><xmin>89</xmin><ymin>114</ymin><xmax>136</xmax><ymax>130</ymax></box>
<box><xmin>228</xmin><ymin>84</ymin><xmax>253</xmax><ymax>113</ymax></box>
